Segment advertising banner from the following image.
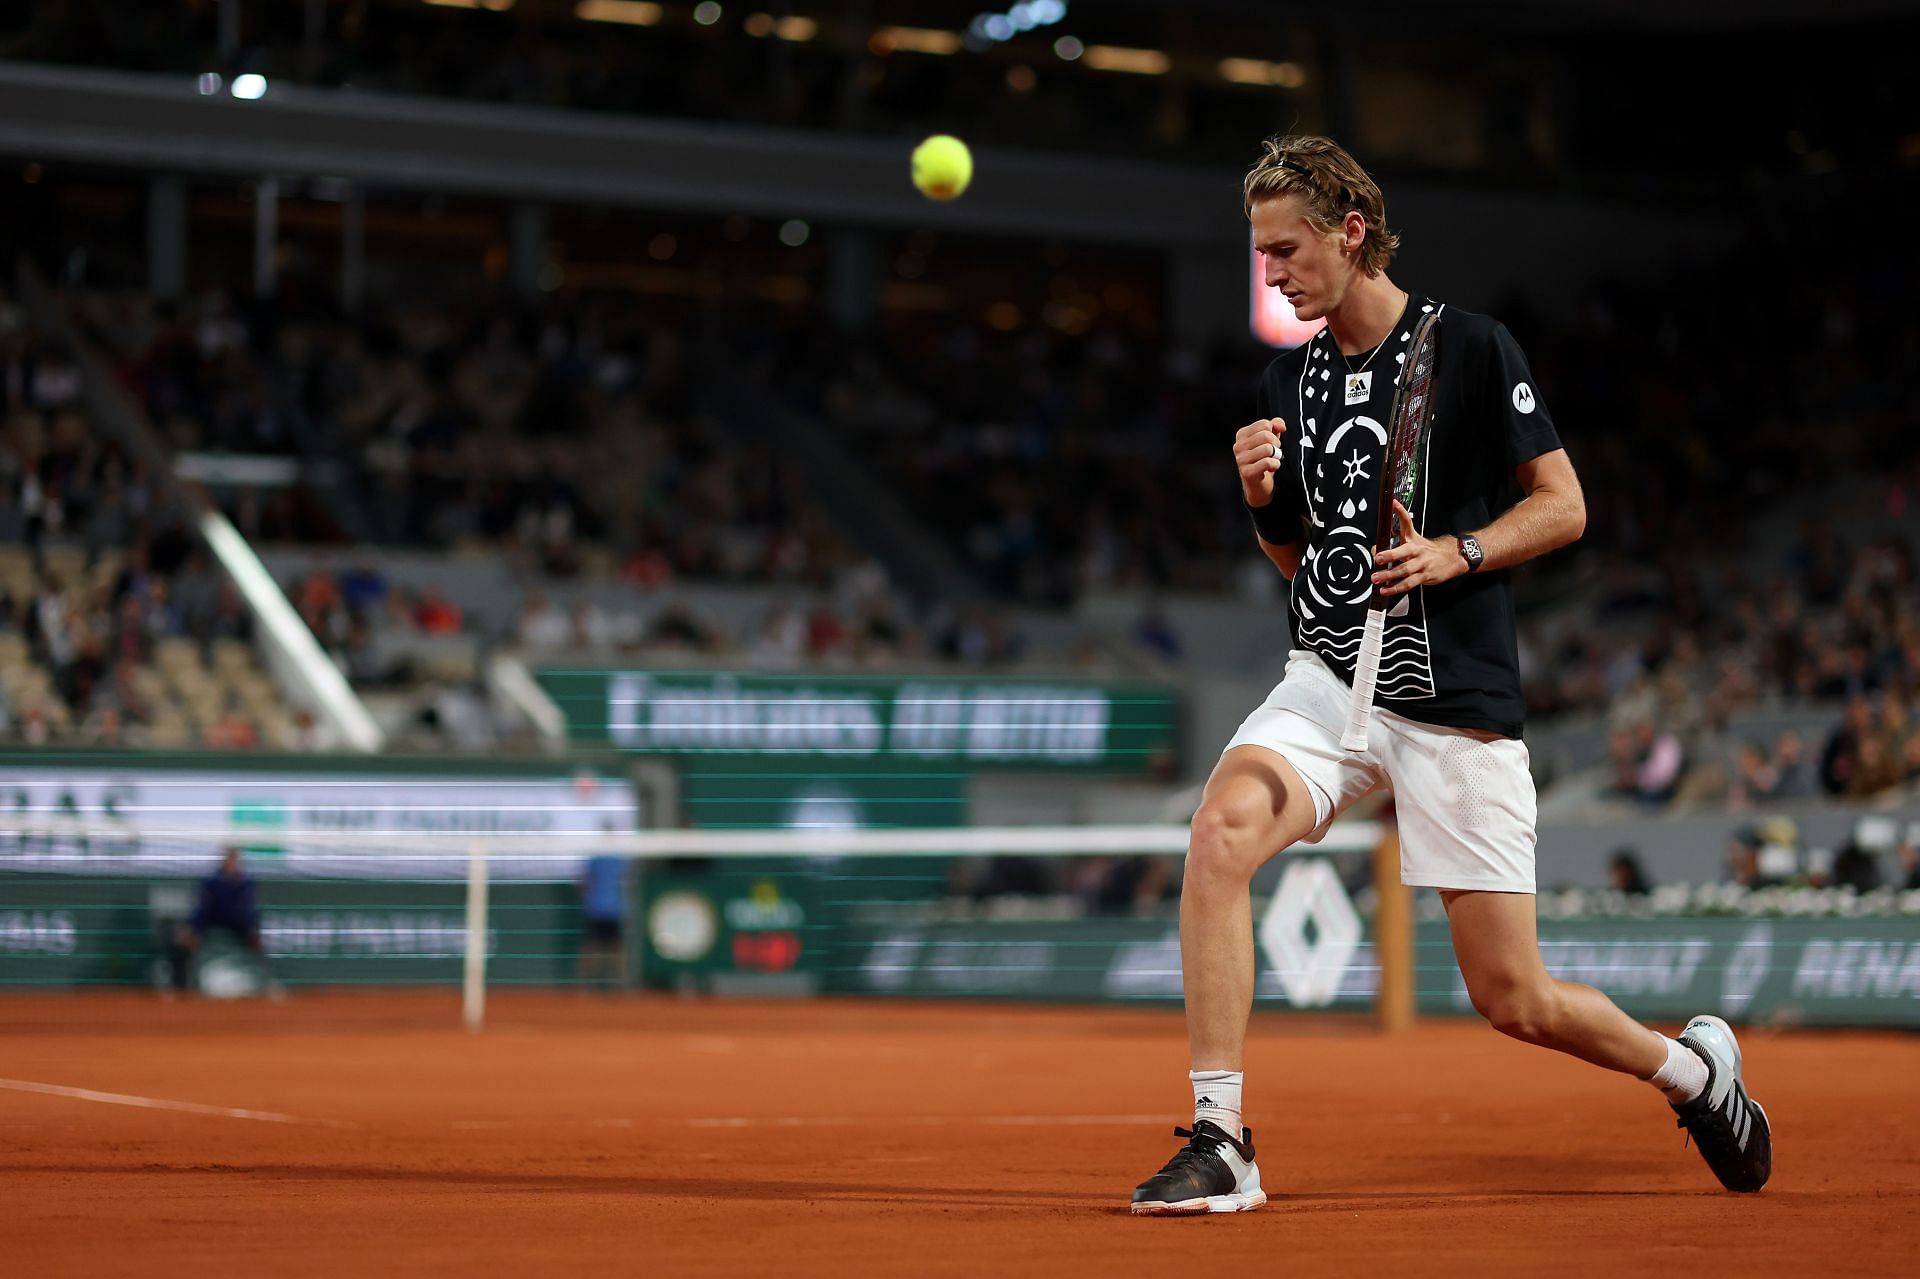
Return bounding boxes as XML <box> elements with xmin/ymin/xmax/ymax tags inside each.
<box><xmin>535</xmin><ymin>668</ymin><xmax>1182</xmax><ymax>774</ymax></box>
<box><xmin>0</xmin><ymin>872</ymin><xmax>580</xmax><ymax>988</ymax></box>
<box><xmin>636</xmin><ymin>758</ymin><xmax>964</xmax><ymax>990</ymax></box>
<box><xmin>0</xmin><ymin>755</ymin><xmax>636</xmax><ymax>879</ymax></box>
<box><xmin>834</xmin><ymin>915</ymin><xmax>1920</xmax><ymax>1028</ymax></box>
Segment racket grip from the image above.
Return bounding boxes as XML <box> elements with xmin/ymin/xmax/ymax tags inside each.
<box><xmin>1341</xmin><ymin>607</ymin><xmax>1387</xmax><ymax>752</ymax></box>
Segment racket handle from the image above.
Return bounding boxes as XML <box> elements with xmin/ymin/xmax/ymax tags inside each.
<box><xmin>1341</xmin><ymin>607</ymin><xmax>1386</xmax><ymax>752</ymax></box>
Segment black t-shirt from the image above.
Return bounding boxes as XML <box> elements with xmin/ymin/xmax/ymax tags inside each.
<box><xmin>1255</xmin><ymin>295</ymin><xmax>1563</xmax><ymax>738</ymax></box>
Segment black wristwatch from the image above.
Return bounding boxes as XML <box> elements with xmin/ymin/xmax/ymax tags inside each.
<box><xmin>1457</xmin><ymin>534</ymin><xmax>1486</xmax><ymax>574</ymax></box>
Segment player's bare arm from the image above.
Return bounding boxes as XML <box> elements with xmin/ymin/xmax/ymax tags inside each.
<box><xmin>1371</xmin><ymin>447</ymin><xmax>1584</xmax><ymax>596</ymax></box>
<box><xmin>1257</xmin><ymin>535</ymin><xmax>1305</xmax><ymax>579</ymax></box>
<box><xmin>1233</xmin><ymin>418</ymin><xmax>1305</xmax><ymax>578</ymax></box>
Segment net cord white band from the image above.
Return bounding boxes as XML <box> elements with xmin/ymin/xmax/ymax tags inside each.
<box><xmin>0</xmin><ymin>819</ymin><xmax>1380</xmax><ymax>860</ymax></box>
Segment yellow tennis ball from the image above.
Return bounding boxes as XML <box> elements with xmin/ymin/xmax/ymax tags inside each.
<box><xmin>911</xmin><ymin>134</ymin><xmax>973</xmax><ymax>201</ymax></box>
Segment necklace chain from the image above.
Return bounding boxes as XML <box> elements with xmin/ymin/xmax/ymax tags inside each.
<box><xmin>1338</xmin><ymin>334</ymin><xmax>1389</xmax><ymax>377</ymax></box>
<box><xmin>1333</xmin><ymin>292</ymin><xmax>1413</xmax><ymax>378</ymax></box>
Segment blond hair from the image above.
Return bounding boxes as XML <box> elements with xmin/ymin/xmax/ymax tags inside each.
<box><xmin>1242</xmin><ymin>135</ymin><xmax>1401</xmax><ymax>277</ymax></box>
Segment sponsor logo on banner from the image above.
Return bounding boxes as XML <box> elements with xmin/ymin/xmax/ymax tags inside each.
<box><xmin>604</xmin><ymin>673</ymin><xmax>1117</xmax><ymax>764</ymax></box>
<box><xmin>264</xmin><ymin>912</ymin><xmax>479</xmax><ymax>958</ymax></box>
<box><xmin>1791</xmin><ymin>938</ymin><xmax>1920</xmax><ymax>1000</ymax></box>
<box><xmin>923</xmin><ymin>938</ymin><xmax>1055</xmax><ymax>993</ymax></box>
<box><xmin>228</xmin><ymin>797</ymin><xmax>290</xmax><ymax>858</ymax></box>
<box><xmin>893</xmin><ymin>683</ymin><xmax>1110</xmax><ymax>763</ymax></box>
<box><xmin>862</xmin><ymin>933</ymin><xmax>923</xmax><ymax>991</ymax></box>
<box><xmin>1103</xmin><ymin>932</ymin><xmax>1185</xmax><ymax>999</ymax></box>
<box><xmin>1722</xmin><ymin>921</ymin><xmax>1774</xmax><ymax>1015</ymax></box>
<box><xmin>1536</xmin><ymin>935</ymin><xmax>1712</xmax><ymax>996</ymax></box>
<box><xmin>725</xmin><ymin>881</ymin><xmax>806</xmax><ymax>973</ymax></box>
<box><xmin>1258</xmin><ymin>859</ymin><xmax>1361</xmax><ymax>1008</ymax></box>
<box><xmin>842</xmin><ymin>918</ymin><xmax>1920</xmax><ymax>1023</ymax></box>
<box><xmin>0</xmin><ymin>911</ymin><xmax>77</xmax><ymax>955</ymax></box>
<box><xmin>0</xmin><ymin>766</ymin><xmax>634</xmax><ymax>879</ymax></box>
<box><xmin>610</xmin><ymin>674</ymin><xmax>884</xmax><ymax>755</ymax></box>
<box><xmin>648</xmin><ymin>891</ymin><xmax>719</xmax><ymax>963</ymax></box>
<box><xmin>724</xmin><ymin>881</ymin><xmax>805</xmax><ymax>931</ymax></box>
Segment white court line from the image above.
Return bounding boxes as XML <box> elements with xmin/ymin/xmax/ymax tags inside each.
<box><xmin>685</xmin><ymin>1114</ymin><xmax>1166</xmax><ymax>1129</ymax></box>
<box><xmin>449</xmin><ymin>1118</ymin><xmax>637</xmax><ymax>1130</ymax></box>
<box><xmin>0</xmin><ymin>1077</ymin><xmax>351</xmax><ymax>1127</ymax></box>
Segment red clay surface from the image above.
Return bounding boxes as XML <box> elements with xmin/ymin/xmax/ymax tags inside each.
<box><xmin>4</xmin><ymin>991</ymin><xmax>1918</xmax><ymax>1277</ymax></box>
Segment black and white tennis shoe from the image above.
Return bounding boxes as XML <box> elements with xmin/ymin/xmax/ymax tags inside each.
<box><xmin>1671</xmin><ymin>1014</ymin><xmax>1772</xmax><ymax>1193</ymax></box>
<box><xmin>1129</xmin><ymin>1120</ymin><xmax>1266</xmax><ymax>1215</ymax></box>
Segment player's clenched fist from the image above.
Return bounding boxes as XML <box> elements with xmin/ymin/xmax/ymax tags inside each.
<box><xmin>1233</xmin><ymin>418</ymin><xmax>1288</xmax><ymax>507</ymax></box>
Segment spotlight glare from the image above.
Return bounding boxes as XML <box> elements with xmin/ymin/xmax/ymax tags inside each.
<box><xmin>879</xmin><ymin>27</ymin><xmax>961</xmax><ymax>55</ymax></box>
<box><xmin>575</xmin><ymin>0</ymin><xmax>662</xmax><ymax>23</ymax></box>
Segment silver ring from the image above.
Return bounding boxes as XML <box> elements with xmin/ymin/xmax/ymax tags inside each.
<box><xmin>1269</xmin><ymin>442</ymin><xmax>1280</xmax><ymax>460</ymax></box>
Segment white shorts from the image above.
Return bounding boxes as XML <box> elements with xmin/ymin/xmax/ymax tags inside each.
<box><xmin>1222</xmin><ymin>651</ymin><xmax>1537</xmax><ymax>893</ymax></box>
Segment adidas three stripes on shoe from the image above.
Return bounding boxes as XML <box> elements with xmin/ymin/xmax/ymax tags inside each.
<box><xmin>1671</xmin><ymin>1014</ymin><xmax>1773</xmax><ymax>1193</ymax></box>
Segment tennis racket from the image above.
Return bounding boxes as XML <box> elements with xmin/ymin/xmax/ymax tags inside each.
<box><xmin>1340</xmin><ymin>310</ymin><xmax>1440</xmax><ymax>752</ymax></box>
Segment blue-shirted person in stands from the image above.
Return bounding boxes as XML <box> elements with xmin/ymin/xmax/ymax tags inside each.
<box><xmin>168</xmin><ymin>846</ymin><xmax>282</xmax><ymax>997</ymax></box>
<box><xmin>578</xmin><ymin>850</ymin><xmax>630</xmax><ymax>990</ymax></box>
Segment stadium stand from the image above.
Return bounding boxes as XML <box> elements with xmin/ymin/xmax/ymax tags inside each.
<box><xmin>18</xmin><ymin>216</ymin><xmax>1918</xmax><ymax>791</ymax></box>
<box><xmin>4</xmin><ymin>6</ymin><xmax>1920</xmax><ymax>1272</ymax></box>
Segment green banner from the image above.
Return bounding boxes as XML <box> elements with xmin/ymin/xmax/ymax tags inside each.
<box><xmin>638</xmin><ymin>865</ymin><xmax>833</xmax><ymax>988</ymax></box>
<box><xmin>0</xmin><ymin>872</ymin><xmax>585</xmax><ymax>988</ymax></box>
<box><xmin>636</xmin><ymin>759</ymin><xmax>962</xmax><ymax>989</ymax></box>
<box><xmin>12</xmin><ymin>860</ymin><xmax>1919</xmax><ymax>1026</ymax></box>
<box><xmin>535</xmin><ymin>668</ymin><xmax>1181</xmax><ymax>774</ymax></box>
<box><xmin>828</xmin><ymin>915</ymin><xmax>1920</xmax><ymax>1027</ymax></box>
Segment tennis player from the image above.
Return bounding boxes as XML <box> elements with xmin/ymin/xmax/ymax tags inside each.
<box><xmin>1130</xmin><ymin>135</ymin><xmax>1772</xmax><ymax>1214</ymax></box>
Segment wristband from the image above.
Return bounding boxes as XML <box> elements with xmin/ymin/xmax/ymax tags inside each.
<box><xmin>1246</xmin><ymin>497</ymin><xmax>1300</xmax><ymax>546</ymax></box>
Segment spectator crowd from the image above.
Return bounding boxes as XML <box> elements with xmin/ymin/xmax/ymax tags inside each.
<box><xmin>66</xmin><ymin>283</ymin><xmax>864</xmax><ymax>590</ymax></box>
<box><xmin>1</xmin><ymin>297</ymin><xmax>292</xmax><ymax>749</ymax></box>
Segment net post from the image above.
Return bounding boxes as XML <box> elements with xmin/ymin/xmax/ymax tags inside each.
<box><xmin>463</xmin><ymin>839</ymin><xmax>489</xmax><ymax>1031</ymax></box>
<box><xmin>1372</xmin><ymin>823</ymin><xmax>1415</xmax><ymax>1033</ymax></box>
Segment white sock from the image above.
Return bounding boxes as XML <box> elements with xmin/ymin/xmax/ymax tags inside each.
<box><xmin>1189</xmin><ymin>1069</ymin><xmax>1244</xmax><ymax>1135</ymax></box>
<box><xmin>1647</xmin><ymin>1035</ymin><xmax>1708</xmax><ymax>1104</ymax></box>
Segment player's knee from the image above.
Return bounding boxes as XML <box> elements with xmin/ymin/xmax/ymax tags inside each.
<box><xmin>1186</xmin><ymin>794</ymin><xmax>1275</xmax><ymax>887</ymax></box>
<box><xmin>1471</xmin><ymin>979</ymin><xmax>1558</xmax><ymax>1044</ymax></box>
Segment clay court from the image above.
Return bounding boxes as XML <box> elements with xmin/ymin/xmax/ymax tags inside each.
<box><xmin>4</xmin><ymin>993</ymin><xmax>1917</xmax><ymax>1276</ymax></box>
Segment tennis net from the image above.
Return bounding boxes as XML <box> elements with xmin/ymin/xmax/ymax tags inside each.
<box><xmin>0</xmin><ymin>818</ymin><xmax>1405</xmax><ymax>1028</ymax></box>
